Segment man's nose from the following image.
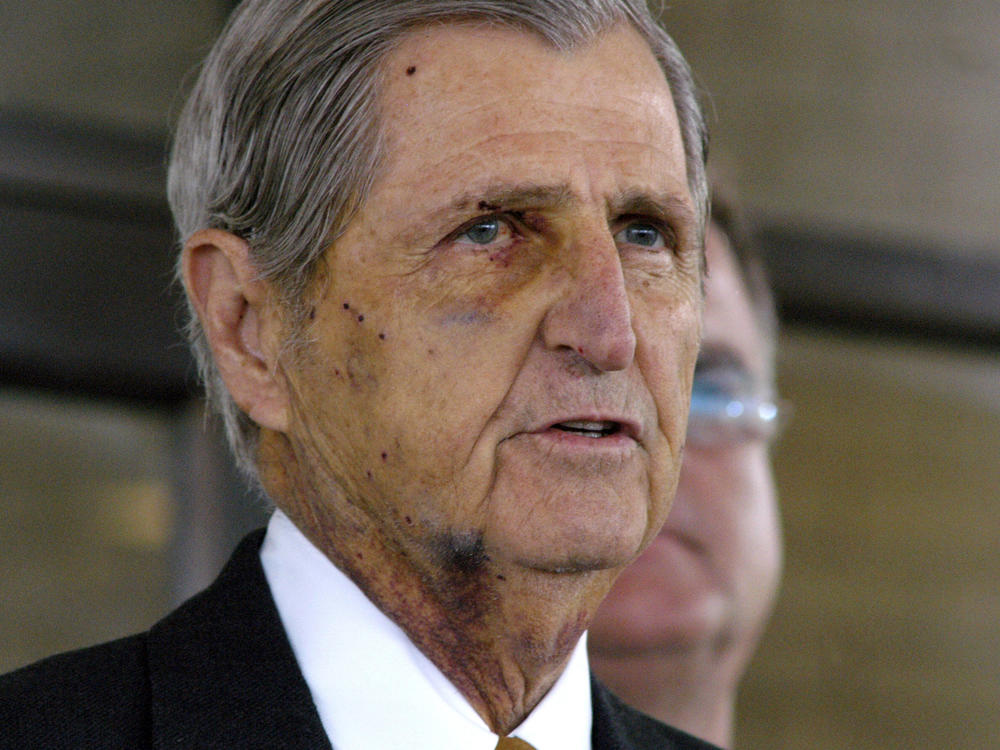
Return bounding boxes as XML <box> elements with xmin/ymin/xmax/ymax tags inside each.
<box><xmin>540</xmin><ymin>231</ymin><xmax>636</xmax><ymax>372</ymax></box>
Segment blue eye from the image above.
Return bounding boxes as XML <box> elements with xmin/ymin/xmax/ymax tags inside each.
<box><xmin>614</xmin><ymin>222</ymin><xmax>665</xmax><ymax>249</ymax></box>
<box><xmin>460</xmin><ymin>218</ymin><xmax>501</xmax><ymax>245</ymax></box>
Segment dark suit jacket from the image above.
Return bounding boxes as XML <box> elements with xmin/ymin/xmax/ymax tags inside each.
<box><xmin>0</xmin><ymin>531</ymin><xmax>720</xmax><ymax>749</ymax></box>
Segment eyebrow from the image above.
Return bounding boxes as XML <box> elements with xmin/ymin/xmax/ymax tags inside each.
<box><xmin>442</xmin><ymin>182</ymin><xmax>572</xmax><ymax>214</ymax></box>
<box><xmin>607</xmin><ymin>188</ymin><xmax>696</xmax><ymax>227</ymax></box>
<box><xmin>438</xmin><ymin>183</ymin><xmax>693</xmax><ymax>222</ymax></box>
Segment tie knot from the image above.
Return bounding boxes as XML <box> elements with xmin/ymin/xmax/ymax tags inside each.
<box><xmin>495</xmin><ymin>736</ymin><xmax>538</xmax><ymax>750</ymax></box>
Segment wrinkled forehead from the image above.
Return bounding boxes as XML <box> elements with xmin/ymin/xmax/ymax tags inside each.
<box><xmin>372</xmin><ymin>22</ymin><xmax>691</xmax><ymax>215</ymax></box>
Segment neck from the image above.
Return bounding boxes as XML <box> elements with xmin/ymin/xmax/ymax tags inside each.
<box><xmin>589</xmin><ymin>645</ymin><xmax>739</xmax><ymax>748</ymax></box>
<box><xmin>258</xmin><ymin>431</ymin><xmax>614</xmax><ymax>734</ymax></box>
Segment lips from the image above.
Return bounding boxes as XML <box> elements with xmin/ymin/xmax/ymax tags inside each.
<box><xmin>552</xmin><ymin>420</ymin><xmax>623</xmax><ymax>438</ymax></box>
<box><xmin>534</xmin><ymin>416</ymin><xmax>642</xmax><ymax>443</ymax></box>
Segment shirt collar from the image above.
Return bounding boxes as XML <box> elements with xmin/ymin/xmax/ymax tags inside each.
<box><xmin>260</xmin><ymin>510</ymin><xmax>593</xmax><ymax>750</ymax></box>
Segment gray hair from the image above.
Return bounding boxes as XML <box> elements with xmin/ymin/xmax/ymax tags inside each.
<box><xmin>168</xmin><ymin>0</ymin><xmax>708</xmax><ymax>481</ymax></box>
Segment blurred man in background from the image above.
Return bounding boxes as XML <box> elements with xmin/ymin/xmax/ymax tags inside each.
<box><xmin>590</xmin><ymin>183</ymin><xmax>783</xmax><ymax>748</ymax></box>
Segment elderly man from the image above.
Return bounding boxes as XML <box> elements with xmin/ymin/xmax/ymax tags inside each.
<box><xmin>590</xmin><ymin>186</ymin><xmax>784</xmax><ymax>747</ymax></box>
<box><xmin>0</xmin><ymin>1</ymin><xmax>719</xmax><ymax>748</ymax></box>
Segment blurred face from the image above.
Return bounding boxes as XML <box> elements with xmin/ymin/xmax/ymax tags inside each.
<box><xmin>589</xmin><ymin>221</ymin><xmax>782</xmax><ymax>655</ymax></box>
<box><xmin>275</xmin><ymin>24</ymin><xmax>702</xmax><ymax>578</ymax></box>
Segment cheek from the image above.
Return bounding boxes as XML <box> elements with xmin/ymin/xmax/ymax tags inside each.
<box><xmin>638</xmin><ymin>297</ymin><xmax>702</xmax><ymax>444</ymax></box>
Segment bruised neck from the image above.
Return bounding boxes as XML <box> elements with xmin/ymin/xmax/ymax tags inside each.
<box><xmin>257</xmin><ymin>429</ymin><xmax>618</xmax><ymax>735</ymax></box>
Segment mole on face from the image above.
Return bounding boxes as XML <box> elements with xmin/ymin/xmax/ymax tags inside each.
<box><xmin>406</xmin><ymin>65</ymin><xmax>417</xmax><ymax>76</ymax></box>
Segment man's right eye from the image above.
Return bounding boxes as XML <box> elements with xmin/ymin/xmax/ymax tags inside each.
<box><xmin>451</xmin><ymin>216</ymin><xmax>516</xmax><ymax>248</ymax></box>
<box><xmin>460</xmin><ymin>218</ymin><xmax>501</xmax><ymax>245</ymax></box>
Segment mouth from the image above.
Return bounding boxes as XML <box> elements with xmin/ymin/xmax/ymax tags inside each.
<box><xmin>535</xmin><ymin>416</ymin><xmax>642</xmax><ymax>445</ymax></box>
<box><xmin>550</xmin><ymin>420</ymin><xmax>626</xmax><ymax>439</ymax></box>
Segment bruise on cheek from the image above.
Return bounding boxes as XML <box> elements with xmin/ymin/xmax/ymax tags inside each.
<box><xmin>438</xmin><ymin>530</ymin><xmax>490</xmax><ymax>575</ymax></box>
<box><xmin>436</xmin><ymin>285</ymin><xmax>512</xmax><ymax>327</ymax></box>
<box><xmin>442</xmin><ymin>309</ymin><xmax>493</xmax><ymax>326</ymax></box>
<box><xmin>344</xmin><ymin>349</ymin><xmax>377</xmax><ymax>389</ymax></box>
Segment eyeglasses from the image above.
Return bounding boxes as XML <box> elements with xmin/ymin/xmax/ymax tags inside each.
<box><xmin>686</xmin><ymin>370</ymin><xmax>786</xmax><ymax>447</ymax></box>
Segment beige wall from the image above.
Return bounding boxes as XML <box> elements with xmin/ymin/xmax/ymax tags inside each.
<box><xmin>665</xmin><ymin>1</ymin><xmax>1000</xmax><ymax>258</ymax></box>
<box><xmin>0</xmin><ymin>1</ymin><xmax>227</xmax><ymax>135</ymax></box>
<box><xmin>737</xmin><ymin>329</ymin><xmax>1000</xmax><ymax>748</ymax></box>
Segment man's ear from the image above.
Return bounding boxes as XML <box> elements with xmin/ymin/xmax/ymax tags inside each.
<box><xmin>181</xmin><ymin>229</ymin><xmax>290</xmax><ymax>432</ymax></box>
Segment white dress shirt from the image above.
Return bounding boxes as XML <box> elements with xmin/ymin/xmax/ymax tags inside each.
<box><xmin>260</xmin><ymin>510</ymin><xmax>594</xmax><ymax>750</ymax></box>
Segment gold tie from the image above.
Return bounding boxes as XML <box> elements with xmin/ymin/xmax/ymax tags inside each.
<box><xmin>495</xmin><ymin>737</ymin><xmax>537</xmax><ymax>750</ymax></box>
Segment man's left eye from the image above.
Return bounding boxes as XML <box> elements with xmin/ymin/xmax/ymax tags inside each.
<box><xmin>614</xmin><ymin>222</ymin><xmax>666</xmax><ymax>249</ymax></box>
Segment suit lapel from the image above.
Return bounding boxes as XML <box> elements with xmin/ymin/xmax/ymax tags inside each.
<box><xmin>590</xmin><ymin>674</ymin><xmax>721</xmax><ymax>750</ymax></box>
<box><xmin>146</xmin><ymin>530</ymin><xmax>332</xmax><ymax>749</ymax></box>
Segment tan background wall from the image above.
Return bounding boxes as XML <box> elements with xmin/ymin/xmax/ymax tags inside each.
<box><xmin>740</xmin><ymin>331</ymin><xmax>999</xmax><ymax>748</ymax></box>
<box><xmin>665</xmin><ymin>0</ymin><xmax>1000</xmax><ymax>258</ymax></box>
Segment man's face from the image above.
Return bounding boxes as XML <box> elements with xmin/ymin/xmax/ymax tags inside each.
<box><xmin>277</xmin><ymin>23</ymin><xmax>701</xmax><ymax>576</ymax></box>
<box><xmin>589</xmin><ymin>222</ymin><xmax>781</xmax><ymax>659</ymax></box>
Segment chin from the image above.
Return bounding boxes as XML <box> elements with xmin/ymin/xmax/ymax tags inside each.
<box><xmin>505</xmin><ymin>524</ymin><xmax>648</xmax><ymax>575</ymax></box>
